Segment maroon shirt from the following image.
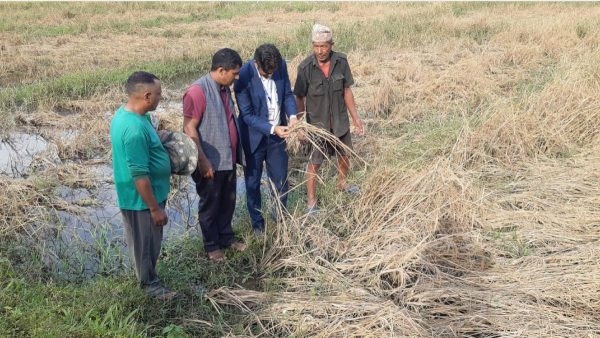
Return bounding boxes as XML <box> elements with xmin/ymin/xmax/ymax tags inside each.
<box><xmin>183</xmin><ymin>85</ymin><xmax>238</xmax><ymax>166</ymax></box>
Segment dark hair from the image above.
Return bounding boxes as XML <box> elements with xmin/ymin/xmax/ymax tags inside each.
<box><xmin>125</xmin><ymin>71</ymin><xmax>159</xmax><ymax>95</ymax></box>
<box><xmin>254</xmin><ymin>44</ymin><xmax>281</xmax><ymax>74</ymax></box>
<box><xmin>211</xmin><ymin>48</ymin><xmax>242</xmax><ymax>71</ymax></box>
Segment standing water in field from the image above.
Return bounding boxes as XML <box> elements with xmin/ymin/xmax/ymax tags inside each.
<box><xmin>41</xmin><ymin>163</ymin><xmax>248</xmax><ymax>280</ymax></box>
<box><xmin>0</xmin><ymin>132</ymin><xmax>49</xmax><ymax>177</ymax></box>
<box><xmin>1</xmin><ymin>104</ymin><xmax>254</xmax><ymax>280</ymax></box>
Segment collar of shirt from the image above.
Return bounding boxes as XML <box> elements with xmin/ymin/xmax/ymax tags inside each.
<box><xmin>255</xmin><ymin>63</ymin><xmax>272</xmax><ymax>81</ymax></box>
<box><xmin>311</xmin><ymin>51</ymin><xmax>338</xmax><ymax>67</ymax></box>
<box><xmin>255</xmin><ymin>64</ymin><xmax>277</xmax><ymax>104</ymax></box>
<box><xmin>255</xmin><ymin>64</ymin><xmax>281</xmax><ymax>131</ymax></box>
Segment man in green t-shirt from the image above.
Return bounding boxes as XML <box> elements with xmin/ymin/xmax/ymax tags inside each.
<box><xmin>110</xmin><ymin>71</ymin><xmax>175</xmax><ymax>300</ymax></box>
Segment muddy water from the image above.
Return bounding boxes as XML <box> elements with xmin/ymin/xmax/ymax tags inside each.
<box><xmin>54</xmin><ymin>165</ymin><xmax>238</xmax><ymax>242</ymax></box>
<box><xmin>0</xmin><ymin>132</ymin><xmax>49</xmax><ymax>177</ymax></box>
<box><xmin>2</xmin><ymin>123</ymin><xmax>253</xmax><ymax>280</ymax></box>
<box><xmin>44</xmin><ymin>163</ymin><xmax>248</xmax><ymax>280</ymax></box>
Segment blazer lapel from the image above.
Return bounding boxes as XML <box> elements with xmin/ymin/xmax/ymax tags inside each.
<box><xmin>251</xmin><ymin>67</ymin><xmax>267</xmax><ymax>117</ymax></box>
<box><xmin>274</xmin><ymin>70</ymin><xmax>286</xmax><ymax>124</ymax></box>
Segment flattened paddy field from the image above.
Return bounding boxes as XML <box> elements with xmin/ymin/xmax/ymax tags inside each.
<box><xmin>1</xmin><ymin>3</ymin><xmax>599</xmax><ymax>337</ymax></box>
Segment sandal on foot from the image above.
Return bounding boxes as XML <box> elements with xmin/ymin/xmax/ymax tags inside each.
<box><xmin>144</xmin><ymin>284</ymin><xmax>178</xmax><ymax>301</ymax></box>
<box><xmin>343</xmin><ymin>185</ymin><xmax>360</xmax><ymax>195</ymax></box>
<box><xmin>306</xmin><ymin>204</ymin><xmax>319</xmax><ymax>215</ymax></box>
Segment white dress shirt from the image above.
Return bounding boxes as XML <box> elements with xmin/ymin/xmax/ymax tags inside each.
<box><xmin>256</xmin><ymin>64</ymin><xmax>296</xmax><ymax>135</ymax></box>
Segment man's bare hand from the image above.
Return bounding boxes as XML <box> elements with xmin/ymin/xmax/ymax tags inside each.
<box><xmin>274</xmin><ymin>126</ymin><xmax>290</xmax><ymax>138</ymax></box>
<box><xmin>150</xmin><ymin>207</ymin><xmax>168</xmax><ymax>227</ymax></box>
<box><xmin>353</xmin><ymin>119</ymin><xmax>365</xmax><ymax>137</ymax></box>
<box><xmin>198</xmin><ymin>159</ymin><xmax>214</xmax><ymax>179</ymax></box>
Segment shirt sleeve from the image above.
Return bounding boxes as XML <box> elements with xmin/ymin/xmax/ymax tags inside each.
<box><xmin>281</xmin><ymin>59</ymin><xmax>298</xmax><ymax>118</ymax></box>
<box><xmin>343</xmin><ymin>61</ymin><xmax>355</xmax><ymax>88</ymax></box>
<box><xmin>293</xmin><ymin>66</ymin><xmax>308</xmax><ymax>97</ymax></box>
<box><xmin>183</xmin><ymin>85</ymin><xmax>206</xmax><ymax>121</ymax></box>
<box><xmin>122</xmin><ymin>126</ymin><xmax>150</xmax><ymax>180</ymax></box>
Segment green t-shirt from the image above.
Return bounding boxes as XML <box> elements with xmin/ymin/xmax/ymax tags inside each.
<box><xmin>110</xmin><ymin>106</ymin><xmax>171</xmax><ymax>210</ymax></box>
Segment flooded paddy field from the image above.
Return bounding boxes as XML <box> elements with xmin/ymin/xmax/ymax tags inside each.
<box><xmin>1</xmin><ymin>2</ymin><xmax>599</xmax><ymax>337</ymax></box>
<box><xmin>0</xmin><ymin>101</ymin><xmax>255</xmax><ymax>281</ymax></box>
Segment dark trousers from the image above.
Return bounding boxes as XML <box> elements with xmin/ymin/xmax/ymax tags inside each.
<box><xmin>121</xmin><ymin>201</ymin><xmax>165</xmax><ymax>287</ymax></box>
<box><xmin>244</xmin><ymin>134</ymin><xmax>289</xmax><ymax>230</ymax></box>
<box><xmin>192</xmin><ymin>169</ymin><xmax>236</xmax><ymax>252</ymax></box>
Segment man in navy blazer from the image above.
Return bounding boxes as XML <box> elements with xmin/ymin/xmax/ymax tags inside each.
<box><xmin>234</xmin><ymin>44</ymin><xmax>297</xmax><ymax>234</ymax></box>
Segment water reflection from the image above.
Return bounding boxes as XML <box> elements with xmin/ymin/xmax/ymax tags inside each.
<box><xmin>0</xmin><ymin>132</ymin><xmax>49</xmax><ymax>177</ymax></box>
<box><xmin>43</xmin><ymin>164</ymin><xmax>248</xmax><ymax>280</ymax></box>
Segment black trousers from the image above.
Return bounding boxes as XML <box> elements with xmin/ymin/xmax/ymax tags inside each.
<box><xmin>192</xmin><ymin>169</ymin><xmax>236</xmax><ymax>252</ymax></box>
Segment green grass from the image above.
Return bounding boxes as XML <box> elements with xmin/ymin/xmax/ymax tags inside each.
<box><xmin>0</xmin><ymin>8</ymin><xmax>479</xmax><ymax>116</ymax></box>
<box><xmin>489</xmin><ymin>229</ymin><xmax>534</xmax><ymax>258</ymax></box>
<box><xmin>1</xmin><ymin>271</ymin><xmax>148</xmax><ymax>337</ymax></box>
<box><xmin>0</xmin><ymin>224</ymin><xmax>269</xmax><ymax>337</ymax></box>
<box><xmin>516</xmin><ymin>62</ymin><xmax>557</xmax><ymax>97</ymax></box>
<box><xmin>383</xmin><ymin>113</ymin><xmax>478</xmax><ymax>169</ymax></box>
<box><xmin>453</xmin><ymin>22</ymin><xmax>502</xmax><ymax>45</ymax></box>
<box><xmin>0</xmin><ymin>11</ymin><xmax>439</xmax><ymax>115</ymax></box>
<box><xmin>0</xmin><ymin>56</ymin><xmax>211</xmax><ymax>114</ymax></box>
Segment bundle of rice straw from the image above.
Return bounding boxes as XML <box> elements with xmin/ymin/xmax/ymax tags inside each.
<box><xmin>286</xmin><ymin>115</ymin><xmax>366</xmax><ymax>166</ymax></box>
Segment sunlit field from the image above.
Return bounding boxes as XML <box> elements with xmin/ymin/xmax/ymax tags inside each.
<box><xmin>1</xmin><ymin>3</ymin><xmax>599</xmax><ymax>337</ymax></box>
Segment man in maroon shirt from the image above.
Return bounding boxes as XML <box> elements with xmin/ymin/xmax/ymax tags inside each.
<box><xmin>183</xmin><ymin>49</ymin><xmax>246</xmax><ymax>262</ymax></box>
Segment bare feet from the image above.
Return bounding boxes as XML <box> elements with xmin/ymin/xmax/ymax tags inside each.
<box><xmin>207</xmin><ymin>249</ymin><xmax>225</xmax><ymax>262</ymax></box>
<box><xmin>229</xmin><ymin>241</ymin><xmax>247</xmax><ymax>252</ymax></box>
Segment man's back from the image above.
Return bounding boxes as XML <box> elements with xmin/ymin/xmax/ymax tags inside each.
<box><xmin>110</xmin><ymin>106</ymin><xmax>171</xmax><ymax>211</ymax></box>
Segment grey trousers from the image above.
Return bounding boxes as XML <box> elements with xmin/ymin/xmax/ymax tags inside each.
<box><xmin>121</xmin><ymin>202</ymin><xmax>165</xmax><ymax>287</ymax></box>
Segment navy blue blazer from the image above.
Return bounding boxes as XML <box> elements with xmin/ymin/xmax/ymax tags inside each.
<box><xmin>234</xmin><ymin>59</ymin><xmax>297</xmax><ymax>155</ymax></box>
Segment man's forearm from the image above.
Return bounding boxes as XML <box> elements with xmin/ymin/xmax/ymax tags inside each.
<box><xmin>184</xmin><ymin>124</ymin><xmax>210</xmax><ymax>166</ymax></box>
<box><xmin>344</xmin><ymin>88</ymin><xmax>360</xmax><ymax>121</ymax></box>
<box><xmin>134</xmin><ymin>177</ymin><xmax>160</xmax><ymax>211</ymax></box>
<box><xmin>295</xmin><ymin>96</ymin><xmax>306</xmax><ymax>118</ymax></box>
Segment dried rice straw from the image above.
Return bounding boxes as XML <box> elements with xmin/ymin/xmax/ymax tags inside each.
<box><xmin>286</xmin><ymin>115</ymin><xmax>367</xmax><ymax>168</ymax></box>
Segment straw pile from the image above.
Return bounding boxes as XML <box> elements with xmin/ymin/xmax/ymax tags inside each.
<box><xmin>208</xmin><ymin>143</ymin><xmax>600</xmax><ymax>337</ymax></box>
<box><xmin>286</xmin><ymin>117</ymin><xmax>362</xmax><ymax>162</ymax></box>
<box><xmin>0</xmin><ymin>162</ymin><xmax>94</xmax><ymax>237</ymax></box>
<box><xmin>207</xmin><ymin>6</ymin><xmax>600</xmax><ymax>336</ymax></box>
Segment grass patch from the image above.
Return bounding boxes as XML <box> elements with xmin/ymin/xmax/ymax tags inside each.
<box><xmin>385</xmin><ymin>113</ymin><xmax>478</xmax><ymax>168</ymax></box>
<box><xmin>516</xmin><ymin>62</ymin><xmax>557</xmax><ymax>96</ymax></box>
<box><xmin>0</xmin><ymin>221</ymin><xmax>267</xmax><ymax>337</ymax></box>
<box><xmin>0</xmin><ymin>273</ymin><xmax>148</xmax><ymax>337</ymax></box>
<box><xmin>0</xmin><ymin>2</ymin><xmax>342</xmax><ymax>39</ymax></box>
<box><xmin>453</xmin><ymin>22</ymin><xmax>500</xmax><ymax>45</ymax></box>
<box><xmin>333</xmin><ymin>15</ymin><xmax>441</xmax><ymax>52</ymax></box>
<box><xmin>489</xmin><ymin>229</ymin><xmax>534</xmax><ymax>258</ymax></box>
<box><xmin>1</xmin><ymin>10</ymin><xmax>448</xmax><ymax>116</ymax></box>
<box><xmin>0</xmin><ymin>56</ymin><xmax>210</xmax><ymax>114</ymax></box>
